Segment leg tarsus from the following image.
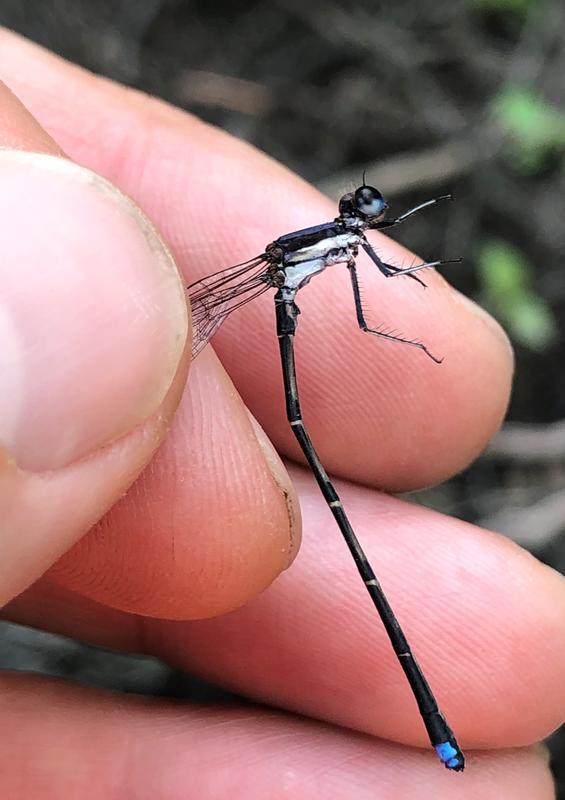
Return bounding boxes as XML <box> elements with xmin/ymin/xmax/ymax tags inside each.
<box><xmin>389</xmin><ymin>257</ymin><xmax>462</xmax><ymax>279</ymax></box>
<box><xmin>349</xmin><ymin>262</ymin><xmax>442</xmax><ymax>362</ymax></box>
<box><xmin>361</xmin><ymin>240</ymin><xmax>427</xmax><ymax>287</ymax></box>
<box><xmin>374</xmin><ymin>195</ymin><xmax>454</xmax><ymax>230</ymax></box>
<box><xmin>362</xmin><ymin>324</ymin><xmax>443</xmax><ymax>363</ymax></box>
<box><xmin>384</xmin><ymin>263</ymin><xmax>427</xmax><ymax>288</ymax></box>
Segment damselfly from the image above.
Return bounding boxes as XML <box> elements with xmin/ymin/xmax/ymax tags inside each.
<box><xmin>187</xmin><ymin>182</ymin><xmax>465</xmax><ymax>771</ymax></box>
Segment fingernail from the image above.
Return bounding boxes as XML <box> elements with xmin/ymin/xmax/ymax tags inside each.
<box><xmin>246</xmin><ymin>411</ymin><xmax>301</xmax><ymax>566</ymax></box>
<box><xmin>0</xmin><ymin>151</ymin><xmax>188</xmax><ymax>471</ymax></box>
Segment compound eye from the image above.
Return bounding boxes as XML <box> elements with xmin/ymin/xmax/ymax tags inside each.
<box><xmin>354</xmin><ymin>185</ymin><xmax>387</xmax><ymax>217</ymax></box>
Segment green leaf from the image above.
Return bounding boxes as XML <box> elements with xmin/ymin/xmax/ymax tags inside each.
<box><xmin>478</xmin><ymin>239</ymin><xmax>528</xmax><ymax>298</ymax></box>
<box><xmin>493</xmin><ymin>87</ymin><xmax>565</xmax><ymax>171</ymax></box>
<box><xmin>478</xmin><ymin>239</ymin><xmax>557</xmax><ymax>350</ymax></box>
<box><xmin>509</xmin><ymin>295</ymin><xmax>559</xmax><ymax>350</ymax></box>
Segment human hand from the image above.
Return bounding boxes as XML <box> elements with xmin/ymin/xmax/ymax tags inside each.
<box><xmin>0</xmin><ymin>28</ymin><xmax>563</xmax><ymax>798</ymax></box>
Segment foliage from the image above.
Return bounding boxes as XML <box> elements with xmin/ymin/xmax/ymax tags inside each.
<box><xmin>493</xmin><ymin>87</ymin><xmax>565</xmax><ymax>171</ymax></box>
<box><xmin>478</xmin><ymin>238</ymin><xmax>558</xmax><ymax>350</ymax></box>
<box><xmin>473</xmin><ymin>0</ymin><xmax>535</xmax><ymax>13</ymax></box>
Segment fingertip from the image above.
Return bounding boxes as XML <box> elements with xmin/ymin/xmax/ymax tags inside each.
<box><xmin>0</xmin><ymin>150</ymin><xmax>189</xmax><ymax>472</ymax></box>
<box><xmin>48</xmin><ymin>350</ymin><xmax>301</xmax><ymax>619</ymax></box>
<box><xmin>0</xmin><ymin>77</ymin><xmax>193</xmax><ymax>608</ymax></box>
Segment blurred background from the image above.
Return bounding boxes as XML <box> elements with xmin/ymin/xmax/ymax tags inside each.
<box><xmin>0</xmin><ymin>0</ymin><xmax>563</xmax><ymax>792</ymax></box>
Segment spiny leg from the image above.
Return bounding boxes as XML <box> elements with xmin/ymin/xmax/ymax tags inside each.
<box><xmin>348</xmin><ymin>262</ymin><xmax>443</xmax><ymax>363</ymax></box>
<box><xmin>386</xmin><ymin>257</ymin><xmax>462</xmax><ymax>280</ymax></box>
<box><xmin>374</xmin><ymin>195</ymin><xmax>453</xmax><ymax>231</ymax></box>
<box><xmin>274</xmin><ymin>288</ymin><xmax>464</xmax><ymax>771</ymax></box>
<box><xmin>362</xmin><ymin>241</ymin><xmax>460</xmax><ymax>288</ymax></box>
<box><xmin>361</xmin><ymin>241</ymin><xmax>427</xmax><ymax>288</ymax></box>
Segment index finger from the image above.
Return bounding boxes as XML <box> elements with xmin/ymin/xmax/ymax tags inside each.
<box><xmin>0</xmin><ymin>28</ymin><xmax>513</xmax><ymax>491</ymax></box>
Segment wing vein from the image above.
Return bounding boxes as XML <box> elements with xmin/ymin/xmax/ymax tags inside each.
<box><xmin>187</xmin><ymin>255</ymin><xmax>272</xmax><ymax>357</ymax></box>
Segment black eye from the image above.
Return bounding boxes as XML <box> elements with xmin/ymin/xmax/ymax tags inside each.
<box><xmin>354</xmin><ymin>186</ymin><xmax>387</xmax><ymax>217</ymax></box>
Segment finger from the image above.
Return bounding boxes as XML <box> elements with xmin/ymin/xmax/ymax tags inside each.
<box><xmin>0</xmin><ymin>28</ymin><xmax>513</xmax><ymax>492</ymax></box>
<box><xmin>135</xmin><ymin>469</ymin><xmax>565</xmax><ymax>752</ymax></box>
<box><xmin>0</xmin><ymin>674</ymin><xmax>554</xmax><ymax>798</ymax></box>
<box><xmin>6</xmin><ymin>469</ymin><xmax>565</xmax><ymax>751</ymax></box>
<box><xmin>0</xmin><ymin>80</ymin><xmax>189</xmax><ymax>605</ymax></box>
<box><xmin>48</xmin><ymin>350</ymin><xmax>300</xmax><ymax>619</ymax></box>
<box><xmin>0</xmin><ymin>80</ymin><xmax>298</xmax><ymax>618</ymax></box>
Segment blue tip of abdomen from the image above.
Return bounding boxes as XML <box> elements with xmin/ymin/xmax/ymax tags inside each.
<box><xmin>434</xmin><ymin>741</ymin><xmax>465</xmax><ymax>771</ymax></box>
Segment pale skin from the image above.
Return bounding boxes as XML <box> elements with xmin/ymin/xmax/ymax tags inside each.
<box><xmin>0</xmin><ymin>27</ymin><xmax>564</xmax><ymax>799</ymax></box>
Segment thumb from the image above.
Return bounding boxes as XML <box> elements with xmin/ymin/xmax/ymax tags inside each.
<box><xmin>0</xmin><ymin>81</ymin><xmax>190</xmax><ymax>605</ymax></box>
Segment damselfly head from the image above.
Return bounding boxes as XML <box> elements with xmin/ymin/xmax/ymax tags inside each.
<box><xmin>339</xmin><ymin>185</ymin><xmax>388</xmax><ymax>225</ymax></box>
